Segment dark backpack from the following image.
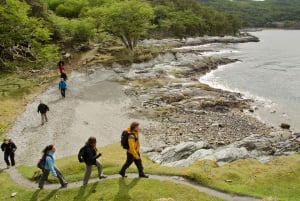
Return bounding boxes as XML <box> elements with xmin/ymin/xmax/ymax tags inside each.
<box><xmin>78</xmin><ymin>145</ymin><xmax>87</xmax><ymax>163</ymax></box>
<box><xmin>37</xmin><ymin>154</ymin><xmax>53</xmax><ymax>170</ymax></box>
<box><xmin>121</xmin><ymin>130</ymin><xmax>135</xmax><ymax>149</ymax></box>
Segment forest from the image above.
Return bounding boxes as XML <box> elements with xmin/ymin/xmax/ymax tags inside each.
<box><xmin>0</xmin><ymin>0</ymin><xmax>242</xmax><ymax>72</ymax></box>
<box><xmin>198</xmin><ymin>0</ymin><xmax>300</xmax><ymax>28</ymax></box>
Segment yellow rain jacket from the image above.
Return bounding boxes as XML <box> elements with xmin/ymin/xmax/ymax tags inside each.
<box><xmin>126</xmin><ymin>128</ymin><xmax>140</xmax><ymax>159</ymax></box>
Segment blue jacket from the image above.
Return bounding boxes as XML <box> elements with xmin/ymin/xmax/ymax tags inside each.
<box><xmin>59</xmin><ymin>81</ymin><xmax>67</xmax><ymax>89</ymax></box>
<box><xmin>44</xmin><ymin>151</ymin><xmax>57</xmax><ymax>177</ymax></box>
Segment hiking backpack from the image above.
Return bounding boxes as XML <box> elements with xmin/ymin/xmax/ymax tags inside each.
<box><xmin>78</xmin><ymin>145</ymin><xmax>87</xmax><ymax>163</ymax></box>
<box><xmin>121</xmin><ymin>130</ymin><xmax>135</xmax><ymax>149</ymax></box>
<box><xmin>37</xmin><ymin>154</ymin><xmax>53</xmax><ymax>170</ymax></box>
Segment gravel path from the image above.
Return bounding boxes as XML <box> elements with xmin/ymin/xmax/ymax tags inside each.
<box><xmin>6</xmin><ymin>168</ymin><xmax>260</xmax><ymax>201</ymax></box>
<box><xmin>3</xmin><ymin>69</ymin><xmax>149</xmax><ymax>165</ymax></box>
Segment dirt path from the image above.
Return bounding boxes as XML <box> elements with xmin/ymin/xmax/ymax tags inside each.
<box><xmin>6</xmin><ymin>168</ymin><xmax>259</xmax><ymax>201</ymax></box>
<box><xmin>3</xmin><ymin>69</ymin><xmax>150</xmax><ymax>165</ymax></box>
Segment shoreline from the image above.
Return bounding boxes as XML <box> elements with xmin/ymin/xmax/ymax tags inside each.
<box><xmin>199</xmin><ymin>63</ymin><xmax>280</xmax><ymax>130</ymax></box>
<box><xmin>2</xmin><ymin>33</ymin><xmax>298</xmax><ymax>167</ymax></box>
<box><xmin>108</xmin><ymin>35</ymin><xmax>298</xmax><ymax>166</ymax></box>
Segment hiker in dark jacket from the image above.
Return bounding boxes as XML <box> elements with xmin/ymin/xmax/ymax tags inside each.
<box><xmin>78</xmin><ymin>137</ymin><xmax>106</xmax><ymax>185</ymax></box>
<box><xmin>60</xmin><ymin>71</ymin><xmax>68</xmax><ymax>81</ymax></box>
<box><xmin>58</xmin><ymin>78</ymin><xmax>67</xmax><ymax>98</ymax></box>
<box><xmin>1</xmin><ymin>138</ymin><xmax>17</xmax><ymax>169</ymax></box>
<box><xmin>38</xmin><ymin>145</ymin><xmax>68</xmax><ymax>189</ymax></box>
<box><xmin>37</xmin><ymin>101</ymin><xmax>49</xmax><ymax>125</ymax></box>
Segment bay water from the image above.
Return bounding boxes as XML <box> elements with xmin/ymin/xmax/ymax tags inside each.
<box><xmin>200</xmin><ymin>29</ymin><xmax>300</xmax><ymax>132</ymax></box>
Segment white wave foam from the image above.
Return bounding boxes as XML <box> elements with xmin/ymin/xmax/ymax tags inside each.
<box><xmin>199</xmin><ymin>63</ymin><xmax>273</xmax><ymax>105</ymax></box>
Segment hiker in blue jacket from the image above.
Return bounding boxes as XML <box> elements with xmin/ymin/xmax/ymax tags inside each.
<box><xmin>58</xmin><ymin>78</ymin><xmax>67</xmax><ymax>98</ymax></box>
<box><xmin>38</xmin><ymin>145</ymin><xmax>68</xmax><ymax>189</ymax></box>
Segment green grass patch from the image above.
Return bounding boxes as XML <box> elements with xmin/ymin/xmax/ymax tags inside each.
<box><xmin>0</xmin><ymin>170</ymin><xmax>224</xmax><ymax>201</ymax></box>
<box><xmin>18</xmin><ymin>144</ymin><xmax>300</xmax><ymax>200</ymax></box>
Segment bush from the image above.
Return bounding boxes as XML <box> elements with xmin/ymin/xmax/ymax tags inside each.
<box><xmin>72</xmin><ymin>20</ymin><xmax>95</xmax><ymax>42</ymax></box>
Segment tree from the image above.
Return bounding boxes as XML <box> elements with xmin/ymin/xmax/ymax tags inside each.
<box><xmin>100</xmin><ymin>0</ymin><xmax>154</xmax><ymax>51</ymax></box>
<box><xmin>0</xmin><ymin>0</ymin><xmax>57</xmax><ymax>70</ymax></box>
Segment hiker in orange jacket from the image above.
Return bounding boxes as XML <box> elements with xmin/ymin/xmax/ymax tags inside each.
<box><xmin>119</xmin><ymin>122</ymin><xmax>148</xmax><ymax>178</ymax></box>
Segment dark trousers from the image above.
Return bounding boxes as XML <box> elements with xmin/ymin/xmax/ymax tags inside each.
<box><xmin>4</xmin><ymin>152</ymin><xmax>15</xmax><ymax>166</ymax></box>
<box><xmin>120</xmin><ymin>152</ymin><xmax>144</xmax><ymax>176</ymax></box>
<box><xmin>39</xmin><ymin>167</ymin><xmax>67</xmax><ymax>188</ymax></box>
<box><xmin>60</xmin><ymin>89</ymin><xmax>66</xmax><ymax>97</ymax></box>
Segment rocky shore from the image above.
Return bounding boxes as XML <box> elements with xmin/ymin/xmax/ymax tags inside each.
<box><xmin>105</xmin><ymin>34</ymin><xmax>299</xmax><ymax>166</ymax></box>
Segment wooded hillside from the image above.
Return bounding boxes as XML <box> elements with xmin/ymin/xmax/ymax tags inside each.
<box><xmin>198</xmin><ymin>0</ymin><xmax>300</xmax><ymax>28</ymax></box>
<box><xmin>1</xmin><ymin>0</ymin><xmax>242</xmax><ymax>72</ymax></box>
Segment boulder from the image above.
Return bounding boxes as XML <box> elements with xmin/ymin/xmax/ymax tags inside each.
<box><xmin>151</xmin><ymin>141</ymin><xmax>209</xmax><ymax>164</ymax></box>
<box><xmin>213</xmin><ymin>147</ymin><xmax>248</xmax><ymax>162</ymax></box>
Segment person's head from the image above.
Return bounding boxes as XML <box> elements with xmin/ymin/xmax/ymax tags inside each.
<box><xmin>42</xmin><ymin>144</ymin><xmax>55</xmax><ymax>154</ymax></box>
<box><xmin>59</xmin><ymin>61</ymin><xmax>64</xmax><ymax>66</ymax></box>
<box><xmin>130</xmin><ymin>122</ymin><xmax>139</xmax><ymax>132</ymax></box>
<box><xmin>87</xmin><ymin>137</ymin><xmax>97</xmax><ymax>147</ymax></box>
<box><xmin>3</xmin><ymin>138</ymin><xmax>9</xmax><ymax>144</ymax></box>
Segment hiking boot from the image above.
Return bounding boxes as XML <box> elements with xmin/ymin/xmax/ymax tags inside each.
<box><xmin>119</xmin><ymin>171</ymin><xmax>127</xmax><ymax>178</ymax></box>
<box><xmin>99</xmin><ymin>175</ymin><xmax>107</xmax><ymax>179</ymax></box>
<box><xmin>60</xmin><ymin>182</ymin><xmax>68</xmax><ymax>188</ymax></box>
<box><xmin>139</xmin><ymin>174</ymin><xmax>149</xmax><ymax>178</ymax></box>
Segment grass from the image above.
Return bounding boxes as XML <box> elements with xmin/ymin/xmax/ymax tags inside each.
<box><xmin>1</xmin><ymin>167</ymin><xmax>224</xmax><ymax>201</ymax></box>
<box><xmin>18</xmin><ymin>143</ymin><xmax>300</xmax><ymax>201</ymax></box>
<box><xmin>0</xmin><ymin>173</ymin><xmax>225</xmax><ymax>201</ymax></box>
<box><xmin>0</xmin><ymin>72</ymin><xmax>57</xmax><ymax>138</ymax></box>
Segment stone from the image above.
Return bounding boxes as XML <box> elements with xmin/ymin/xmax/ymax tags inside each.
<box><xmin>11</xmin><ymin>192</ymin><xmax>17</xmax><ymax>197</ymax></box>
<box><xmin>241</xmin><ymin>142</ymin><xmax>257</xmax><ymax>151</ymax></box>
<box><xmin>280</xmin><ymin>123</ymin><xmax>290</xmax><ymax>129</ymax></box>
<box><xmin>213</xmin><ymin>147</ymin><xmax>248</xmax><ymax>162</ymax></box>
<box><xmin>151</xmin><ymin>141</ymin><xmax>210</xmax><ymax>164</ymax></box>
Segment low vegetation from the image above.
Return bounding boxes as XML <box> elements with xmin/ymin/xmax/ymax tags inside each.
<box><xmin>0</xmin><ymin>72</ymin><xmax>57</xmax><ymax>138</ymax></box>
<box><xmin>18</xmin><ymin>143</ymin><xmax>300</xmax><ymax>201</ymax></box>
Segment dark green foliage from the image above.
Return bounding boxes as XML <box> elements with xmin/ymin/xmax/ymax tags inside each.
<box><xmin>72</xmin><ymin>20</ymin><xmax>94</xmax><ymax>42</ymax></box>
<box><xmin>148</xmin><ymin>0</ymin><xmax>241</xmax><ymax>38</ymax></box>
<box><xmin>55</xmin><ymin>0</ymin><xmax>88</xmax><ymax>18</ymax></box>
<box><xmin>1</xmin><ymin>0</ymin><xmax>247</xmax><ymax>70</ymax></box>
<box><xmin>0</xmin><ymin>0</ymin><xmax>58</xmax><ymax>71</ymax></box>
<box><xmin>198</xmin><ymin>0</ymin><xmax>300</xmax><ymax>28</ymax></box>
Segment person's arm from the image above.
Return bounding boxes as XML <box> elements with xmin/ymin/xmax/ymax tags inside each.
<box><xmin>46</xmin><ymin>156</ymin><xmax>57</xmax><ymax>177</ymax></box>
<box><xmin>93</xmin><ymin>152</ymin><xmax>101</xmax><ymax>159</ymax></box>
<box><xmin>12</xmin><ymin>143</ymin><xmax>17</xmax><ymax>152</ymax></box>
<box><xmin>1</xmin><ymin>144</ymin><xmax>5</xmax><ymax>152</ymax></box>
<box><xmin>128</xmin><ymin>135</ymin><xmax>139</xmax><ymax>159</ymax></box>
<box><xmin>85</xmin><ymin>147</ymin><xmax>101</xmax><ymax>161</ymax></box>
<box><xmin>85</xmin><ymin>147</ymin><xmax>94</xmax><ymax>162</ymax></box>
<box><xmin>46</xmin><ymin>105</ymin><xmax>49</xmax><ymax>111</ymax></box>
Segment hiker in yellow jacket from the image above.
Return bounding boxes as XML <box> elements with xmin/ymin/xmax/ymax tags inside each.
<box><xmin>119</xmin><ymin>122</ymin><xmax>149</xmax><ymax>178</ymax></box>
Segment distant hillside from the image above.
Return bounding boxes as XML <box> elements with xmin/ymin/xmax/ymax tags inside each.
<box><xmin>198</xmin><ymin>0</ymin><xmax>300</xmax><ymax>28</ymax></box>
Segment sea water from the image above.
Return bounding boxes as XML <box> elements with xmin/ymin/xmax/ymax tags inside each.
<box><xmin>200</xmin><ymin>29</ymin><xmax>300</xmax><ymax>132</ymax></box>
